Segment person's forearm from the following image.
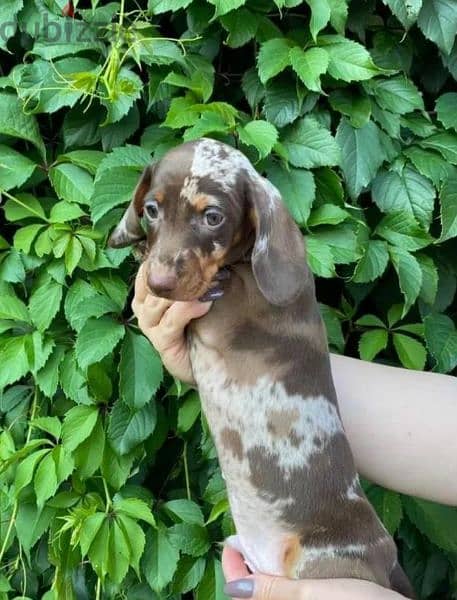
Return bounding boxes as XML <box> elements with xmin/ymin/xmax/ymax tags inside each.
<box><xmin>330</xmin><ymin>353</ymin><xmax>457</xmax><ymax>506</ymax></box>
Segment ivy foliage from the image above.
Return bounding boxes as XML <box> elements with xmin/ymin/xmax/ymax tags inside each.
<box><xmin>0</xmin><ymin>0</ymin><xmax>457</xmax><ymax>598</ymax></box>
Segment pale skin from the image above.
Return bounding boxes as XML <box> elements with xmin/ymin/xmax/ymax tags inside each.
<box><xmin>133</xmin><ymin>264</ymin><xmax>457</xmax><ymax>600</ymax></box>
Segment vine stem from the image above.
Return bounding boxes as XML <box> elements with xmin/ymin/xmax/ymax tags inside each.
<box><xmin>0</xmin><ymin>388</ymin><xmax>39</xmax><ymax>563</ymax></box>
<box><xmin>95</xmin><ymin>577</ymin><xmax>102</xmax><ymax>600</ymax></box>
<box><xmin>183</xmin><ymin>442</ymin><xmax>191</xmax><ymax>501</ymax></box>
<box><xmin>102</xmin><ymin>477</ymin><xmax>112</xmax><ymax>513</ymax></box>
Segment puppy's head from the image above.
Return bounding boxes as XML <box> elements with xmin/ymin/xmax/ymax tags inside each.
<box><xmin>109</xmin><ymin>138</ymin><xmax>310</xmax><ymax>305</ymax></box>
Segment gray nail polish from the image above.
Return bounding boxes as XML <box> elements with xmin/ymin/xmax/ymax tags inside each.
<box><xmin>224</xmin><ymin>578</ymin><xmax>255</xmax><ymax>598</ymax></box>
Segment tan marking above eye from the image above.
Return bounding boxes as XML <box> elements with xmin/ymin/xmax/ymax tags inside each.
<box><xmin>189</xmin><ymin>194</ymin><xmax>209</xmax><ymax>212</ymax></box>
<box><xmin>155</xmin><ymin>191</ymin><xmax>165</xmax><ymax>203</ymax></box>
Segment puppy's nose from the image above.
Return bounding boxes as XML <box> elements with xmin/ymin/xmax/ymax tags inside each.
<box><xmin>148</xmin><ymin>271</ymin><xmax>178</xmax><ymax>294</ymax></box>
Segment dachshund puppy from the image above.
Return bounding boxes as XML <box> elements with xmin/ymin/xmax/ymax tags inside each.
<box><xmin>109</xmin><ymin>138</ymin><xmax>415</xmax><ymax>598</ymax></box>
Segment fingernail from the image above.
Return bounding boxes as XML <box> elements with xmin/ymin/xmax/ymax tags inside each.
<box><xmin>224</xmin><ymin>578</ymin><xmax>255</xmax><ymax>598</ymax></box>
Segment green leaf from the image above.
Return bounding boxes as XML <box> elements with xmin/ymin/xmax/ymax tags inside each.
<box><xmin>0</xmin><ymin>92</ymin><xmax>45</xmax><ymax>158</ymax></box>
<box><xmin>75</xmin><ymin>316</ymin><xmax>125</xmax><ymax>369</ymax></box>
<box><xmin>15</xmin><ymin>501</ymin><xmax>55</xmax><ymax>553</ymax></box>
<box><xmin>142</xmin><ymin>525</ymin><xmax>180</xmax><ymax>592</ymax></box>
<box><xmin>114</xmin><ymin>497</ymin><xmax>156</xmax><ymax>527</ymax></box>
<box><xmin>14</xmin><ymin>448</ymin><xmax>49</xmax><ymax>496</ymax></box>
<box><xmin>319</xmin><ymin>303</ymin><xmax>345</xmax><ymax>352</ymax></box>
<box><xmin>336</xmin><ymin>118</ymin><xmax>386</xmax><ymax>198</ymax></box>
<box><xmin>50</xmin><ymin>201</ymin><xmax>86</xmax><ymax>223</ymax></box>
<box><xmin>177</xmin><ymin>391</ymin><xmax>201</xmax><ymax>433</ymax></box>
<box><xmin>65</xmin><ymin>236</ymin><xmax>83</xmax><ymax>275</ymax></box>
<box><xmin>34</xmin><ymin>451</ymin><xmax>58</xmax><ymax>508</ymax></box>
<box><xmin>108</xmin><ymin>400</ymin><xmax>157</xmax><ymax>455</ymax></box>
<box><xmin>32</xmin><ymin>416</ymin><xmax>61</xmax><ymax>440</ymax></box>
<box><xmin>74</xmin><ymin>415</ymin><xmax>105</xmax><ymax>479</ymax></box>
<box><xmin>196</xmin><ymin>557</ymin><xmax>227</xmax><ymax>600</ymax></box>
<box><xmin>257</xmin><ymin>38</ymin><xmax>292</xmax><ymax>84</ymax></box>
<box><xmin>0</xmin><ymin>145</ymin><xmax>36</xmax><ymax>191</ymax></box>
<box><xmin>417</xmin><ymin>0</ymin><xmax>457</xmax><ymax>55</ymax></box>
<box><xmin>306</xmin><ymin>0</ymin><xmax>331</xmax><ymax>41</ymax></box>
<box><xmin>29</xmin><ymin>275</ymin><xmax>63</xmax><ymax>332</ymax></box>
<box><xmin>168</xmin><ymin>523</ymin><xmax>210</xmax><ymax>557</ymax></box>
<box><xmin>389</xmin><ymin>246</ymin><xmax>423</xmax><ymax>315</ymax></box>
<box><xmin>107</xmin><ymin>519</ymin><xmax>131</xmax><ymax>584</ymax></box>
<box><xmin>436</xmin><ymin>92</ymin><xmax>457</xmax><ymax>130</ymax></box>
<box><xmin>56</xmin><ymin>149</ymin><xmax>105</xmax><ymax>175</ymax></box>
<box><xmin>173</xmin><ymin>556</ymin><xmax>206</xmax><ymax>593</ymax></box>
<box><xmin>305</xmin><ymin>236</ymin><xmax>336</xmax><ymax>278</ymax></box>
<box><xmin>220</xmin><ymin>8</ymin><xmax>259</xmax><ymax>48</ymax></box>
<box><xmin>242</xmin><ymin>68</ymin><xmax>265</xmax><ymax>110</ymax></box>
<box><xmin>320</xmin><ymin>34</ymin><xmax>383</xmax><ymax>82</ymax></box>
<box><xmin>403</xmin><ymin>497</ymin><xmax>457</xmax><ymax>553</ymax></box>
<box><xmin>383</xmin><ymin>0</ymin><xmax>423</xmax><ymax>29</ymax></box>
<box><xmin>4</xmin><ymin>193</ymin><xmax>46</xmax><ymax>222</ymax></box>
<box><xmin>101</xmin><ymin>69</ymin><xmax>143</xmax><ymax>125</ymax></box>
<box><xmin>393</xmin><ymin>333</ymin><xmax>427</xmax><ymax>370</ymax></box>
<box><xmin>149</xmin><ymin>0</ymin><xmax>193</xmax><ymax>13</ymax></box>
<box><xmin>329</xmin><ymin>89</ymin><xmax>371</xmax><ymax>128</ymax></box>
<box><xmin>404</xmin><ymin>146</ymin><xmax>452</xmax><ymax>187</ymax></box>
<box><xmin>264</xmin><ymin>76</ymin><xmax>301</xmax><ymax>128</ymax></box>
<box><xmin>91</xmin><ymin>167</ymin><xmax>140</xmax><ymax>223</ymax></box>
<box><xmin>163</xmin><ymin>500</ymin><xmax>205</xmax><ymax>526</ymax></box>
<box><xmin>308</xmin><ymin>204</ymin><xmax>349</xmax><ymax>227</ymax></box>
<box><xmin>366</xmin><ymin>485</ymin><xmax>403</xmax><ymax>535</ymax></box>
<box><xmin>117</xmin><ymin>514</ymin><xmax>146</xmax><ymax>577</ymax></box>
<box><xmin>120</xmin><ymin>330</ymin><xmax>163</xmax><ymax>410</ymax></box>
<box><xmin>289</xmin><ymin>47</ymin><xmax>329</xmax><ymax>92</ymax></box>
<box><xmin>80</xmin><ymin>512</ymin><xmax>106</xmax><ymax>557</ymax></box>
<box><xmin>439</xmin><ymin>168</ymin><xmax>457</xmax><ymax>241</ymax></box>
<box><xmin>366</xmin><ymin>76</ymin><xmax>424</xmax><ymax>114</ymax></box>
<box><xmin>416</xmin><ymin>253</ymin><xmax>438</xmax><ymax>305</ymax></box>
<box><xmin>62</xmin><ymin>405</ymin><xmax>99</xmax><ymax>452</ymax></box>
<box><xmin>356</xmin><ymin>314</ymin><xmax>386</xmax><ymax>328</ymax></box>
<box><xmin>0</xmin><ymin>0</ymin><xmax>23</xmax><ymax>51</ymax></box>
<box><xmin>372</xmin><ymin>165</ymin><xmax>435</xmax><ymax>229</ymax></box>
<box><xmin>353</xmin><ymin>240</ymin><xmax>389</xmax><ymax>283</ymax></box>
<box><xmin>207</xmin><ymin>0</ymin><xmax>246</xmax><ymax>17</ymax></box>
<box><xmin>420</xmin><ymin>132</ymin><xmax>457</xmax><ymax>164</ymax></box>
<box><xmin>267</xmin><ymin>164</ymin><xmax>315</xmax><ymax>226</ymax></box>
<box><xmin>424</xmin><ymin>313</ymin><xmax>457</xmax><ymax>373</ymax></box>
<box><xmin>88</xmin><ymin>518</ymin><xmax>110</xmax><ymax>580</ymax></box>
<box><xmin>49</xmin><ymin>164</ymin><xmax>94</xmax><ymax>206</ymax></box>
<box><xmin>238</xmin><ymin>120</ymin><xmax>278</xmax><ymax>160</ymax></box>
<box><xmin>0</xmin><ymin>335</ymin><xmax>30</xmax><ymax>389</ymax></box>
<box><xmin>282</xmin><ymin>117</ymin><xmax>341</xmax><ymax>169</ymax></box>
<box><xmin>375</xmin><ymin>212</ymin><xmax>433</xmax><ymax>251</ymax></box>
<box><xmin>359</xmin><ymin>329</ymin><xmax>388</xmax><ymax>361</ymax></box>
<box><xmin>0</xmin><ymin>286</ymin><xmax>29</xmax><ymax>323</ymax></box>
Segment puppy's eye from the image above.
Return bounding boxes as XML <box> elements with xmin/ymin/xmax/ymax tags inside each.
<box><xmin>204</xmin><ymin>209</ymin><xmax>224</xmax><ymax>227</ymax></box>
<box><xmin>144</xmin><ymin>202</ymin><xmax>159</xmax><ymax>220</ymax></box>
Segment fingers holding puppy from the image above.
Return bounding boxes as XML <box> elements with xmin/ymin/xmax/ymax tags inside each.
<box><xmin>132</xmin><ymin>264</ymin><xmax>212</xmax><ymax>384</ymax></box>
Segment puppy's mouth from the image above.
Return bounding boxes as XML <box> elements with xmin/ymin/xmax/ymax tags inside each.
<box><xmin>147</xmin><ymin>266</ymin><xmax>231</xmax><ymax>303</ymax></box>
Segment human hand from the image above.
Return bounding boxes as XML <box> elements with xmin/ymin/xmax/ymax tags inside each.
<box><xmin>132</xmin><ymin>263</ymin><xmax>212</xmax><ymax>384</ymax></box>
<box><xmin>222</xmin><ymin>546</ymin><xmax>408</xmax><ymax>600</ymax></box>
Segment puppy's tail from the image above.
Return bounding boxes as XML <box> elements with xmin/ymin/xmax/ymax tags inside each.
<box><xmin>390</xmin><ymin>561</ymin><xmax>416</xmax><ymax>599</ymax></box>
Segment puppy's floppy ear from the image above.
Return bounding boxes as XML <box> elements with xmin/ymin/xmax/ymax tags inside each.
<box><xmin>246</xmin><ymin>171</ymin><xmax>311</xmax><ymax>306</ymax></box>
<box><xmin>108</xmin><ymin>164</ymin><xmax>155</xmax><ymax>248</ymax></box>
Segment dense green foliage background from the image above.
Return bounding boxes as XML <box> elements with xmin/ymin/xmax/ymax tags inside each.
<box><xmin>1</xmin><ymin>0</ymin><xmax>457</xmax><ymax>598</ymax></box>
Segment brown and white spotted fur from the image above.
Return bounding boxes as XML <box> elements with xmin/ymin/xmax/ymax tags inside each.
<box><xmin>109</xmin><ymin>138</ymin><xmax>415</xmax><ymax>598</ymax></box>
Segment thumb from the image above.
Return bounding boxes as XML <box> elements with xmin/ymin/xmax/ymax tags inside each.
<box><xmin>224</xmin><ymin>575</ymin><xmax>306</xmax><ymax>600</ymax></box>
